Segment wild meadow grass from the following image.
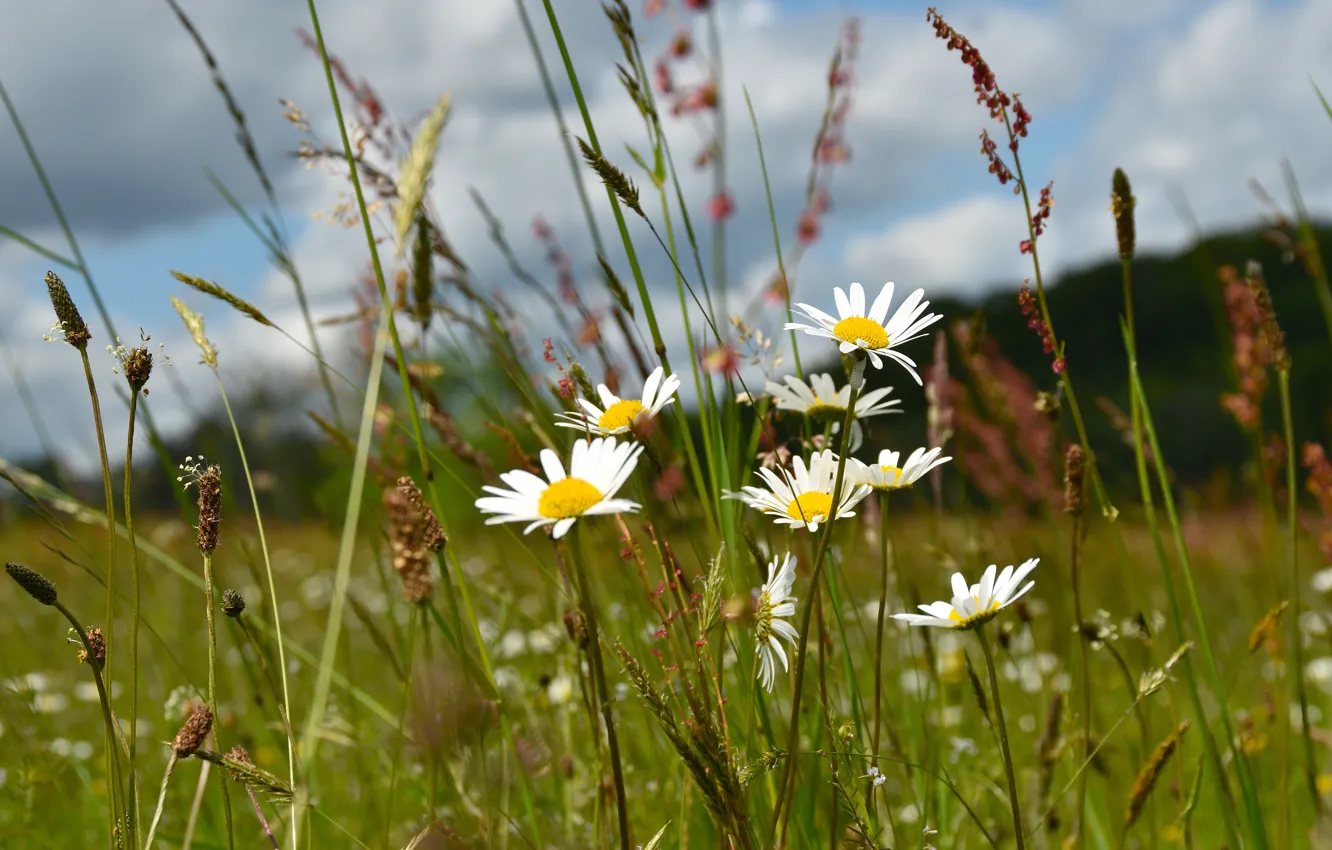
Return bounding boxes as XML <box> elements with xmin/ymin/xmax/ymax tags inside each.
<box><xmin>3</xmin><ymin>2</ymin><xmax>1332</xmax><ymax>848</ymax></box>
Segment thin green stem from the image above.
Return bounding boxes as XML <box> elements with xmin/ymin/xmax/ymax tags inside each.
<box><xmin>215</xmin><ymin>375</ymin><xmax>297</xmax><ymax>846</ymax></box>
<box><xmin>570</xmin><ymin>527</ymin><xmax>632</xmax><ymax>850</ymax></box>
<box><xmin>203</xmin><ymin>552</ymin><xmax>236</xmax><ymax>849</ymax></box>
<box><xmin>1125</xmin><ymin>323</ymin><xmax>1267</xmax><ymax>848</ymax></box>
<box><xmin>977</xmin><ymin>627</ymin><xmax>1025</xmax><ymax>850</ymax></box>
<box><xmin>1006</xmin><ymin>122</ymin><xmax>1113</xmax><ymax>519</ymax></box>
<box><xmin>77</xmin><ymin>346</ymin><xmax>119</xmax><ymax>695</ymax></box>
<box><xmin>142</xmin><ymin>753</ymin><xmax>180</xmax><ymax>850</ymax></box>
<box><xmin>1071</xmin><ymin>512</ymin><xmax>1090</xmax><ymax>850</ymax></box>
<box><xmin>56</xmin><ymin>603</ymin><xmax>126</xmax><ymax>850</ymax></box>
<box><xmin>540</xmin><ymin>0</ymin><xmax>669</xmax><ymax>367</ymax></box>
<box><xmin>871</xmin><ymin>491</ymin><xmax>893</xmax><ymax>759</ymax></box>
<box><xmin>743</xmin><ymin>88</ymin><xmax>801</xmax><ymax>379</ymax></box>
<box><xmin>124</xmin><ymin>390</ymin><xmax>143</xmax><ymax>848</ymax></box>
<box><xmin>1280</xmin><ymin>368</ymin><xmax>1320</xmax><ymax>812</ymax></box>
<box><xmin>1121</xmin><ymin>264</ymin><xmax>1244</xmax><ymax>849</ymax></box>
<box><xmin>770</xmin><ymin>358</ymin><xmax>864</xmax><ymax>846</ymax></box>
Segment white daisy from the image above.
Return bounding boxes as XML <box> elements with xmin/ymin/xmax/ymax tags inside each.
<box><xmin>555</xmin><ymin>366</ymin><xmax>680</xmax><ymax>437</ymax></box>
<box><xmin>785</xmin><ymin>281</ymin><xmax>943</xmax><ymax>383</ymax></box>
<box><xmin>851</xmin><ymin>447</ymin><xmax>951</xmax><ymax>491</ymax></box>
<box><xmin>765</xmin><ymin>372</ymin><xmax>899</xmax><ymax>452</ymax></box>
<box><xmin>893</xmin><ymin>559</ymin><xmax>1039</xmax><ymax>630</ymax></box>
<box><xmin>474</xmin><ymin>436</ymin><xmax>643</xmax><ymax>539</ymax></box>
<box><xmin>754</xmin><ymin>553</ymin><xmax>800</xmax><ymax>692</ymax></box>
<box><xmin>724</xmin><ymin>450</ymin><xmax>871</xmax><ymax>532</ymax></box>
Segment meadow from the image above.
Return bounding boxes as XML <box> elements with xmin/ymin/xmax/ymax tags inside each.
<box><xmin>3</xmin><ymin>2</ymin><xmax>1332</xmax><ymax>849</ymax></box>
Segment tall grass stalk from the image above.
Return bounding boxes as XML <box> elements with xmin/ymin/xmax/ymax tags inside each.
<box><xmin>76</xmin><ymin>344</ymin><xmax>120</xmax><ymax>706</ymax></box>
<box><xmin>976</xmin><ymin>626</ymin><xmax>1025</xmax><ymax>849</ymax></box>
<box><xmin>202</xmin><ymin>550</ymin><xmax>236</xmax><ymax>848</ymax></box>
<box><xmin>570</xmin><ymin>527</ymin><xmax>632</xmax><ymax>850</ymax></box>
<box><xmin>540</xmin><ymin>0</ymin><xmax>666</xmax><ymax>364</ymax></box>
<box><xmin>743</xmin><ymin>88</ymin><xmax>802</xmax><ymax>379</ymax></box>
<box><xmin>58</xmin><ymin>608</ymin><xmax>126</xmax><ymax>850</ymax></box>
<box><xmin>123</xmin><ymin>390</ymin><xmax>143</xmax><ymax>848</ymax></box>
<box><xmin>215</xmin><ymin>377</ymin><xmax>297</xmax><ymax>845</ymax></box>
<box><xmin>1006</xmin><ymin>133</ymin><xmax>1113</xmax><ymax>519</ymax></box>
<box><xmin>1280</xmin><ymin>368</ymin><xmax>1320</xmax><ymax>811</ymax></box>
<box><xmin>1124</xmin><ymin>322</ymin><xmax>1267</xmax><ymax>849</ymax></box>
<box><xmin>770</xmin><ymin>355</ymin><xmax>864</xmax><ymax>846</ymax></box>
<box><xmin>1070</xmin><ymin>506</ymin><xmax>1089</xmax><ymax>849</ymax></box>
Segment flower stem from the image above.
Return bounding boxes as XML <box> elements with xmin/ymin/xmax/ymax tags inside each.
<box><xmin>570</xmin><ymin>527</ymin><xmax>632</xmax><ymax>850</ymax></box>
<box><xmin>56</xmin><ymin>602</ymin><xmax>126</xmax><ymax>850</ymax></box>
<box><xmin>977</xmin><ymin>626</ymin><xmax>1025</xmax><ymax>850</ymax></box>
<box><xmin>1071</xmin><ymin>511</ymin><xmax>1090</xmax><ymax>849</ymax></box>
<box><xmin>871</xmin><ymin>491</ymin><xmax>896</xmax><ymax>760</ymax></box>
<box><xmin>203</xmin><ymin>552</ymin><xmax>236</xmax><ymax>848</ymax></box>
<box><xmin>770</xmin><ymin>356</ymin><xmax>864</xmax><ymax>846</ymax></box>
<box><xmin>124</xmin><ymin>390</ymin><xmax>143</xmax><ymax>846</ymax></box>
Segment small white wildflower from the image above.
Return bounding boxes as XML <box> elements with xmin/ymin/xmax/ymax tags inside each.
<box><xmin>861</xmin><ymin>765</ymin><xmax>887</xmax><ymax>787</ymax></box>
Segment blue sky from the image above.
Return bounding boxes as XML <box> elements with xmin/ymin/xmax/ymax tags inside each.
<box><xmin>1</xmin><ymin>0</ymin><xmax>1330</xmax><ymax>468</ymax></box>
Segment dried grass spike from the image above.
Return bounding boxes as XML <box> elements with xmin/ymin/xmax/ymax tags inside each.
<box><xmin>172</xmin><ymin>703</ymin><xmax>215</xmax><ymax>756</ymax></box>
<box><xmin>170</xmin><ymin>296</ymin><xmax>219</xmax><ymax>369</ymax></box>
<box><xmin>196</xmin><ymin>464</ymin><xmax>223</xmax><ymax>552</ymax></box>
<box><xmin>6</xmin><ymin>561</ymin><xmax>57</xmax><ymax>605</ymax></box>
<box><xmin>1111</xmin><ymin>168</ymin><xmax>1136</xmax><ymax>260</ymax></box>
<box><xmin>394</xmin><ymin>92</ymin><xmax>453</xmax><ymax>250</ymax></box>
<box><xmin>1125</xmin><ymin>721</ymin><xmax>1189</xmax><ymax>830</ymax></box>
<box><xmin>577</xmin><ymin>137</ymin><xmax>642</xmax><ymax>217</ymax></box>
<box><xmin>396</xmin><ymin>476</ymin><xmax>446</xmax><ymax>553</ymax></box>
<box><xmin>44</xmin><ymin>271</ymin><xmax>92</xmax><ymax>347</ymax></box>
<box><xmin>597</xmin><ymin>254</ymin><xmax>635</xmax><ymax>316</ymax></box>
<box><xmin>1248</xmin><ymin>600</ymin><xmax>1288</xmax><ymax>654</ymax></box>
<box><xmin>382</xmin><ymin>485</ymin><xmax>434</xmax><ymax>604</ymax></box>
<box><xmin>172</xmin><ymin>271</ymin><xmax>273</xmax><ymax>327</ymax></box>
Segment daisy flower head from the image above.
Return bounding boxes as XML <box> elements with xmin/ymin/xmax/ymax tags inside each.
<box><xmin>785</xmin><ymin>281</ymin><xmax>943</xmax><ymax>383</ymax></box>
<box><xmin>851</xmin><ymin>447</ymin><xmax>951</xmax><ymax>491</ymax></box>
<box><xmin>474</xmin><ymin>437</ymin><xmax>643</xmax><ymax>539</ymax></box>
<box><xmin>766</xmin><ymin>372</ymin><xmax>900</xmax><ymax>453</ymax></box>
<box><xmin>754</xmin><ymin>553</ymin><xmax>799</xmax><ymax>692</ymax></box>
<box><xmin>893</xmin><ymin>559</ymin><xmax>1039</xmax><ymax>631</ymax></box>
<box><xmin>724</xmin><ymin>450</ymin><xmax>871</xmax><ymax>532</ymax></box>
<box><xmin>556</xmin><ymin>366</ymin><xmax>681</xmax><ymax>437</ymax></box>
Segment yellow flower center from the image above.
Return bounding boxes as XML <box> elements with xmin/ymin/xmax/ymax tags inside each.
<box><xmin>805</xmin><ymin>400</ymin><xmax>845</xmax><ymax>422</ymax></box>
<box><xmin>786</xmin><ymin>492</ymin><xmax>834</xmax><ymax>524</ymax></box>
<box><xmin>754</xmin><ymin>591</ymin><xmax>776</xmax><ymax>642</ymax></box>
<box><xmin>597</xmin><ymin>399</ymin><xmax>645</xmax><ymax>431</ymax></box>
<box><xmin>537</xmin><ymin>477</ymin><xmax>603</xmax><ymax>519</ymax></box>
<box><xmin>946</xmin><ymin>596</ymin><xmax>1002</xmax><ymax>627</ymax></box>
<box><xmin>832</xmin><ymin>316</ymin><xmax>889</xmax><ymax>350</ymax></box>
<box><xmin>880</xmin><ymin>465</ymin><xmax>905</xmax><ymax>488</ymax></box>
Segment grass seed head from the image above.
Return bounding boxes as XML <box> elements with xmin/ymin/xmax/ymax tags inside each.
<box><xmin>78</xmin><ymin>627</ymin><xmax>106</xmax><ymax>668</ymax></box>
<box><xmin>122</xmin><ymin>346</ymin><xmax>154</xmax><ymax>393</ymax></box>
<box><xmin>221</xmin><ymin>589</ymin><xmax>245</xmax><ymax>618</ymax></box>
<box><xmin>382</xmin><ymin>485</ymin><xmax>434</xmax><ymax>604</ymax></box>
<box><xmin>172</xmin><ymin>703</ymin><xmax>214</xmax><ymax>756</ymax></box>
<box><xmin>44</xmin><ymin>271</ymin><xmax>92</xmax><ymax>348</ymax></box>
<box><xmin>396</xmin><ymin>476</ymin><xmax>447</xmax><ymax>553</ymax></box>
<box><xmin>1111</xmin><ymin>168</ymin><xmax>1136</xmax><ymax>260</ymax></box>
<box><xmin>196</xmin><ymin>464</ymin><xmax>223</xmax><ymax>552</ymax></box>
<box><xmin>1125</xmin><ymin>721</ymin><xmax>1189</xmax><ymax>829</ymax></box>
<box><xmin>5</xmin><ymin>561</ymin><xmax>57</xmax><ymax>606</ymax></box>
